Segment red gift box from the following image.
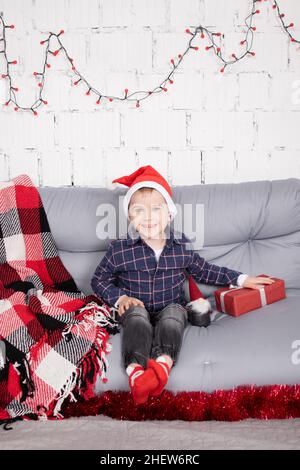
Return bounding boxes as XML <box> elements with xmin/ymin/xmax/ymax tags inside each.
<box><xmin>214</xmin><ymin>274</ymin><xmax>286</xmax><ymax>317</ymax></box>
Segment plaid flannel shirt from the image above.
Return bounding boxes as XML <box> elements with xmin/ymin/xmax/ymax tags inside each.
<box><xmin>91</xmin><ymin>229</ymin><xmax>247</xmax><ymax>314</ymax></box>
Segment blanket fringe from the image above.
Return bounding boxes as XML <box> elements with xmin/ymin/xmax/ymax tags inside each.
<box><xmin>19</xmin><ymin>355</ymin><xmax>35</xmax><ymax>402</ymax></box>
<box><xmin>51</xmin><ymin>371</ymin><xmax>78</xmax><ymax>418</ymax></box>
<box><xmin>1</xmin><ymin>300</ymin><xmax>116</xmax><ymax>427</ymax></box>
<box><xmin>74</xmin><ymin>303</ymin><xmax>113</xmax><ymax>400</ymax></box>
<box><xmin>46</xmin><ymin>301</ymin><xmax>115</xmax><ymax>418</ymax></box>
<box><xmin>74</xmin><ymin>301</ymin><xmax>119</xmax><ymax>328</ymax></box>
<box><xmin>4</xmin><ymin>347</ymin><xmax>35</xmax><ymax>403</ymax></box>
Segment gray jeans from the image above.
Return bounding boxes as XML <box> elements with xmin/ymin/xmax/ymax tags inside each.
<box><xmin>117</xmin><ymin>303</ymin><xmax>188</xmax><ymax>369</ymax></box>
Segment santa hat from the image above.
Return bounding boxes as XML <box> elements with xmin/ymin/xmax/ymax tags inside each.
<box><xmin>189</xmin><ymin>275</ymin><xmax>206</xmax><ymax>301</ymax></box>
<box><xmin>186</xmin><ymin>275</ymin><xmax>212</xmax><ymax>326</ymax></box>
<box><xmin>112</xmin><ymin>165</ymin><xmax>177</xmax><ymax>220</ymax></box>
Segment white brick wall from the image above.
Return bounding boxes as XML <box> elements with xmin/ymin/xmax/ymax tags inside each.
<box><xmin>0</xmin><ymin>0</ymin><xmax>299</xmax><ymax>187</ymax></box>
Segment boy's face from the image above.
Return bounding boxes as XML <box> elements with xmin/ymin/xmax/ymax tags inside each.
<box><xmin>128</xmin><ymin>189</ymin><xmax>170</xmax><ymax>240</ymax></box>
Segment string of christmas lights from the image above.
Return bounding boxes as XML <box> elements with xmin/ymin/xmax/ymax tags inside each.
<box><xmin>0</xmin><ymin>0</ymin><xmax>299</xmax><ymax>116</ymax></box>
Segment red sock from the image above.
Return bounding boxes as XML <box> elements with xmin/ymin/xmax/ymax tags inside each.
<box><xmin>128</xmin><ymin>365</ymin><xmax>159</xmax><ymax>404</ymax></box>
<box><xmin>147</xmin><ymin>357</ymin><xmax>171</xmax><ymax>397</ymax></box>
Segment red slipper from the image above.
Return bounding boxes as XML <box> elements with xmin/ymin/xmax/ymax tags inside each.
<box><xmin>147</xmin><ymin>359</ymin><xmax>171</xmax><ymax>397</ymax></box>
<box><xmin>129</xmin><ymin>366</ymin><xmax>160</xmax><ymax>404</ymax></box>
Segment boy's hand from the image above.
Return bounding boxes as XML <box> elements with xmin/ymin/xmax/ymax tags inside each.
<box><xmin>242</xmin><ymin>276</ymin><xmax>275</xmax><ymax>290</ymax></box>
<box><xmin>117</xmin><ymin>295</ymin><xmax>145</xmax><ymax>316</ymax></box>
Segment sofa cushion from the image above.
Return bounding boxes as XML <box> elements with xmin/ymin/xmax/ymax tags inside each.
<box><xmin>36</xmin><ymin>177</ymin><xmax>300</xmax><ymax>392</ymax></box>
<box><xmin>94</xmin><ymin>290</ymin><xmax>300</xmax><ymax>393</ymax></box>
<box><xmin>39</xmin><ymin>178</ymin><xmax>300</xmax><ymax>301</ymax></box>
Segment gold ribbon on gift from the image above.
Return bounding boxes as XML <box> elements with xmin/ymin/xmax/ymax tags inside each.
<box><xmin>219</xmin><ymin>285</ymin><xmax>267</xmax><ymax>314</ymax></box>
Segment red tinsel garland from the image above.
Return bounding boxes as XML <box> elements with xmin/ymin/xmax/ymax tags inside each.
<box><xmin>61</xmin><ymin>384</ymin><xmax>300</xmax><ymax>422</ymax></box>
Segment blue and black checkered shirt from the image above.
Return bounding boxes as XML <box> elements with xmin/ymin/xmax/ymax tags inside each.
<box><xmin>91</xmin><ymin>229</ymin><xmax>245</xmax><ymax>313</ymax></box>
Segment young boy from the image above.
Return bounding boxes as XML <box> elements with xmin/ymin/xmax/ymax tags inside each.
<box><xmin>91</xmin><ymin>165</ymin><xmax>275</xmax><ymax>405</ymax></box>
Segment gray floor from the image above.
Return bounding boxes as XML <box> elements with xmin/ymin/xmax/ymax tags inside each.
<box><xmin>1</xmin><ymin>415</ymin><xmax>300</xmax><ymax>450</ymax></box>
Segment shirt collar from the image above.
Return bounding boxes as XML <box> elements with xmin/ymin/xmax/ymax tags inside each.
<box><xmin>125</xmin><ymin>227</ymin><xmax>185</xmax><ymax>248</ymax></box>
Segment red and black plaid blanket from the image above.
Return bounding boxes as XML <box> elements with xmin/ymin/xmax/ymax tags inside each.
<box><xmin>0</xmin><ymin>174</ymin><xmax>118</xmax><ymax>429</ymax></box>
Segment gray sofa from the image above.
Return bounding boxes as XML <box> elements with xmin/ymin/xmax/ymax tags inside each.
<box><xmin>3</xmin><ymin>178</ymin><xmax>299</xmax><ymax>396</ymax></box>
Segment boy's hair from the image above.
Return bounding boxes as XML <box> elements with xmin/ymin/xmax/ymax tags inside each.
<box><xmin>134</xmin><ymin>186</ymin><xmax>155</xmax><ymax>194</ymax></box>
<box><xmin>128</xmin><ymin>187</ymin><xmax>155</xmax><ymax>207</ymax></box>
<box><xmin>135</xmin><ymin>186</ymin><xmax>155</xmax><ymax>193</ymax></box>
